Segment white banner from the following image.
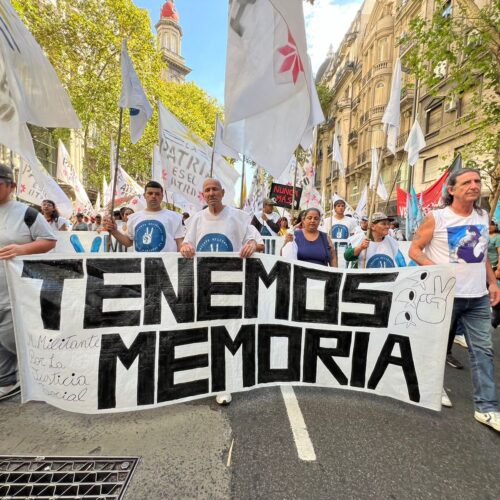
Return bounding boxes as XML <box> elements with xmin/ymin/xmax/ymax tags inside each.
<box><xmin>6</xmin><ymin>254</ymin><xmax>454</xmax><ymax>414</ymax></box>
<box><xmin>56</xmin><ymin>140</ymin><xmax>94</xmax><ymax>216</ymax></box>
<box><xmin>158</xmin><ymin>102</ymin><xmax>239</xmax><ymax>209</ymax></box>
<box><xmin>16</xmin><ymin>159</ymin><xmax>73</xmax><ymax>218</ymax></box>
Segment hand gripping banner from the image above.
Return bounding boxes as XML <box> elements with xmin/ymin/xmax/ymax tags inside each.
<box><xmin>5</xmin><ymin>254</ymin><xmax>455</xmax><ymax>414</ymax></box>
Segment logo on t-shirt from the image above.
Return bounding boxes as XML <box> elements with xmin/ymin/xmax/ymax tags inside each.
<box><xmin>366</xmin><ymin>254</ymin><xmax>396</xmax><ymax>268</ymax></box>
<box><xmin>197</xmin><ymin>233</ymin><xmax>233</xmax><ymax>252</ymax></box>
<box><xmin>135</xmin><ymin>220</ymin><xmax>167</xmax><ymax>252</ymax></box>
<box><xmin>447</xmin><ymin>224</ymin><xmax>487</xmax><ymax>263</ymax></box>
<box><xmin>331</xmin><ymin>224</ymin><xmax>349</xmax><ymax>239</ymax></box>
<box><xmin>261</xmin><ymin>225</ymin><xmax>272</xmax><ymax>236</ymax></box>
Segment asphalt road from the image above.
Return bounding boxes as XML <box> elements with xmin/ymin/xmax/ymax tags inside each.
<box><xmin>1</xmin><ymin>332</ymin><xmax>499</xmax><ymax>499</ymax></box>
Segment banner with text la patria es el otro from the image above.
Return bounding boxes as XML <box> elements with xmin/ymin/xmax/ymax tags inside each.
<box><xmin>5</xmin><ymin>253</ymin><xmax>455</xmax><ymax>414</ymax></box>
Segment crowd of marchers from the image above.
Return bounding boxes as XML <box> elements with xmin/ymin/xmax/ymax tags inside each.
<box><xmin>0</xmin><ymin>162</ymin><xmax>499</xmax><ymax>432</ymax></box>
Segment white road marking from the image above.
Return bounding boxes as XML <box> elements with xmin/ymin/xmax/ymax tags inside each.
<box><xmin>280</xmin><ymin>386</ymin><xmax>316</xmax><ymax>462</ymax></box>
<box><xmin>226</xmin><ymin>438</ymin><xmax>235</xmax><ymax>467</ymax></box>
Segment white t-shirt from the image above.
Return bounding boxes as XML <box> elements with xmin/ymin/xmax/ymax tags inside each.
<box><xmin>330</xmin><ymin>216</ymin><xmax>359</xmax><ymax>240</ymax></box>
<box><xmin>126</xmin><ymin>209</ymin><xmax>183</xmax><ymax>252</ymax></box>
<box><xmin>47</xmin><ymin>216</ymin><xmax>69</xmax><ymax>231</ymax></box>
<box><xmin>184</xmin><ymin>206</ymin><xmax>254</xmax><ymax>252</ymax></box>
<box><xmin>425</xmin><ymin>207</ymin><xmax>489</xmax><ymax>297</ymax></box>
<box><xmin>0</xmin><ymin>201</ymin><xmax>56</xmax><ymax>309</ymax></box>
<box><xmin>349</xmin><ymin>232</ymin><xmax>405</xmax><ymax>268</ymax></box>
<box><xmin>255</xmin><ymin>210</ymin><xmax>280</xmax><ymax>236</ymax></box>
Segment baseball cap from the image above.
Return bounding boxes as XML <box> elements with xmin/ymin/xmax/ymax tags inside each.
<box><xmin>361</xmin><ymin>215</ymin><xmax>369</xmax><ymax>221</ymax></box>
<box><xmin>263</xmin><ymin>198</ymin><xmax>275</xmax><ymax>205</ymax></box>
<box><xmin>371</xmin><ymin>212</ymin><xmax>394</xmax><ymax>223</ymax></box>
<box><xmin>0</xmin><ymin>164</ymin><xmax>14</xmax><ymax>182</ymax></box>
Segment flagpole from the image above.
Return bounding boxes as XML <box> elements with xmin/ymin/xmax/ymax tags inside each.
<box><xmin>210</xmin><ymin>113</ymin><xmax>217</xmax><ymax>177</ymax></box>
<box><xmin>384</xmin><ymin>158</ymin><xmax>404</xmax><ymax>213</ymax></box>
<box><xmin>108</xmin><ymin>108</ymin><xmax>124</xmax><ymax>251</ymax></box>
<box><xmin>291</xmin><ymin>149</ymin><xmax>299</xmax><ymax>217</ymax></box>
<box><xmin>240</xmin><ymin>155</ymin><xmax>246</xmax><ymax>209</ymax></box>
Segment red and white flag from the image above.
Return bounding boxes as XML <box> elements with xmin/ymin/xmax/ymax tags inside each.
<box><xmin>224</xmin><ymin>0</ymin><xmax>324</xmax><ymax>178</ymax></box>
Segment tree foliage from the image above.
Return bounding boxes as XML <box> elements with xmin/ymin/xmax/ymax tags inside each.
<box><xmin>316</xmin><ymin>82</ymin><xmax>334</xmax><ymax>117</ymax></box>
<box><xmin>12</xmin><ymin>0</ymin><xmax>222</xmax><ymax>188</ymax></box>
<box><xmin>400</xmin><ymin>0</ymin><xmax>500</xmax><ymax>202</ymax></box>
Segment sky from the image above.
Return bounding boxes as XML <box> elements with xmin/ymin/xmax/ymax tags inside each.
<box><xmin>134</xmin><ymin>0</ymin><xmax>362</xmax><ymax>104</ymax></box>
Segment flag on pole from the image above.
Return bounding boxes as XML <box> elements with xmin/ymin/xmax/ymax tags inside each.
<box><xmin>224</xmin><ymin>0</ymin><xmax>324</xmax><ymax>178</ymax></box>
<box><xmin>17</xmin><ymin>158</ymin><xmax>73</xmax><ymax>218</ymax></box>
<box><xmin>404</xmin><ymin>119</ymin><xmax>426</xmax><ymax>167</ymax></box>
<box><xmin>102</xmin><ymin>175</ymin><xmax>109</xmax><ymax>207</ymax></box>
<box><xmin>105</xmin><ymin>165</ymin><xmax>144</xmax><ymax>208</ymax></box>
<box><xmin>94</xmin><ymin>191</ymin><xmax>101</xmax><ymax>212</ymax></box>
<box><xmin>382</xmin><ymin>58</ymin><xmax>401</xmax><ymax>155</ymax></box>
<box><xmin>214</xmin><ymin>115</ymin><xmax>239</xmax><ymax>160</ymax></box>
<box><xmin>0</xmin><ymin>0</ymin><xmax>80</xmax><ymax>166</ymax></box>
<box><xmin>244</xmin><ymin>167</ymin><xmax>265</xmax><ymax>215</ymax></box>
<box><xmin>377</xmin><ymin>176</ymin><xmax>389</xmax><ymax>201</ymax></box>
<box><xmin>56</xmin><ymin>140</ymin><xmax>94</xmax><ymax>216</ymax></box>
<box><xmin>356</xmin><ymin>185</ymin><xmax>368</xmax><ymax>216</ymax></box>
<box><xmin>120</xmin><ymin>39</ymin><xmax>152</xmax><ymax>144</ymax></box>
<box><xmin>369</xmin><ymin>148</ymin><xmax>379</xmax><ymax>189</ymax></box>
<box><xmin>158</xmin><ymin>101</ymin><xmax>239</xmax><ymax>209</ymax></box>
<box><xmin>331</xmin><ymin>134</ymin><xmax>345</xmax><ymax>177</ymax></box>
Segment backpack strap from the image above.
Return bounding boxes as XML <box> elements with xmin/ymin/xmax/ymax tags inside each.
<box><xmin>24</xmin><ymin>206</ymin><xmax>39</xmax><ymax>229</ymax></box>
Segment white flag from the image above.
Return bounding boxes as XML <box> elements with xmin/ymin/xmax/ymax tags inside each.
<box><xmin>244</xmin><ymin>167</ymin><xmax>265</xmax><ymax>215</ymax></box>
<box><xmin>56</xmin><ymin>140</ymin><xmax>94</xmax><ymax>216</ymax></box>
<box><xmin>17</xmin><ymin>159</ymin><xmax>72</xmax><ymax>218</ymax></box>
<box><xmin>224</xmin><ymin>0</ymin><xmax>324</xmax><ymax>178</ymax></box>
<box><xmin>369</xmin><ymin>148</ymin><xmax>379</xmax><ymax>189</ymax></box>
<box><xmin>214</xmin><ymin>115</ymin><xmax>239</xmax><ymax>160</ymax></box>
<box><xmin>120</xmin><ymin>40</ymin><xmax>152</xmax><ymax>144</ymax></box>
<box><xmin>102</xmin><ymin>175</ymin><xmax>109</xmax><ymax>207</ymax></box>
<box><xmin>0</xmin><ymin>0</ymin><xmax>80</xmax><ymax>166</ymax></box>
<box><xmin>106</xmin><ymin>165</ymin><xmax>144</xmax><ymax>209</ymax></box>
<box><xmin>332</xmin><ymin>134</ymin><xmax>345</xmax><ymax>177</ymax></box>
<box><xmin>377</xmin><ymin>176</ymin><xmax>389</xmax><ymax>201</ymax></box>
<box><xmin>94</xmin><ymin>191</ymin><xmax>101</xmax><ymax>212</ymax></box>
<box><xmin>158</xmin><ymin>101</ymin><xmax>239</xmax><ymax>209</ymax></box>
<box><xmin>356</xmin><ymin>185</ymin><xmax>368</xmax><ymax>216</ymax></box>
<box><xmin>404</xmin><ymin>119</ymin><xmax>426</xmax><ymax>167</ymax></box>
<box><xmin>382</xmin><ymin>58</ymin><xmax>401</xmax><ymax>156</ymax></box>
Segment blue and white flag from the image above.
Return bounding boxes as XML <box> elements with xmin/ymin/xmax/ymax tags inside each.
<box><xmin>120</xmin><ymin>39</ymin><xmax>152</xmax><ymax>144</ymax></box>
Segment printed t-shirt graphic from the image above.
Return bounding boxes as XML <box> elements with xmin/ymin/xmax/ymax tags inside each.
<box><xmin>330</xmin><ymin>216</ymin><xmax>358</xmax><ymax>240</ymax></box>
<box><xmin>126</xmin><ymin>209</ymin><xmax>183</xmax><ymax>252</ymax></box>
<box><xmin>197</xmin><ymin>233</ymin><xmax>233</xmax><ymax>252</ymax></box>
<box><xmin>447</xmin><ymin>224</ymin><xmax>488</xmax><ymax>263</ymax></box>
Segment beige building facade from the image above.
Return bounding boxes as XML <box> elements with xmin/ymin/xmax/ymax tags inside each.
<box><xmin>315</xmin><ymin>0</ymin><xmax>487</xmax><ymax>219</ymax></box>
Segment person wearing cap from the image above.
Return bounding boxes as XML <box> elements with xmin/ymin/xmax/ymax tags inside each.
<box><xmin>344</xmin><ymin>212</ymin><xmax>406</xmax><ymax>268</ymax></box>
<box><xmin>72</xmin><ymin>213</ymin><xmax>89</xmax><ymax>231</ymax></box>
<box><xmin>356</xmin><ymin>216</ymin><xmax>369</xmax><ymax>234</ymax></box>
<box><xmin>0</xmin><ymin>164</ymin><xmax>57</xmax><ymax>401</ymax></box>
<box><xmin>252</xmin><ymin>198</ymin><xmax>280</xmax><ymax>236</ymax></box>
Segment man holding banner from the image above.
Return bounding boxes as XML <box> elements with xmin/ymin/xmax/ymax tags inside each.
<box><xmin>409</xmin><ymin>169</ymin><xmax>500</xmax><ymax>432</ymax></box>
<box><xmin>0</xmin><ymin>164</ymin><xmax>57</xmax><ymax>401</ymax></box>
<box><xmin>105</xmin><ymin>181</ymin><xmax>183</xmax><ymax>252</ymax></box>
<box><xmin>181</xmin><ymin>178</ymin><xmax>258</xmax><ymax>404</ymax></box>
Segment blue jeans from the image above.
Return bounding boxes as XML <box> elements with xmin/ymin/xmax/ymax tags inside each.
<box><xmin>450</xmin><ymin>295</ymin><xmax>498</xmax><ymax>412</ymax></box>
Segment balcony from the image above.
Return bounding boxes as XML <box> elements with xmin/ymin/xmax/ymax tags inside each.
<box><xmin>346</xmin><ymin>161</ymin><xmax>357</xmax><ymax>175</ymax></box>
<box><xmin>400</xmin><ymin>86</ymin><xmax>415</xmax><ymax>107</ymax></box>
<box><xmin>352</xmin><ymin>96</ymin><xmax>360</xmax><ymax>109</ymax></box>
<box><xmin>360</xmin><ymin>111</ymin><xmax>370</xmax><ymax>124</ymax></box>
<box><xmin>373</xmin><ymin>61</ymin><xmax>390</xmax><ymax>74</ymax></box>
<box><xmin>361</xmin><ymin>69</ymin><xmax>372</xmax><ymax>87</ymax></box>
<box><xmin>348</xmin><ymin>130</ymin><xmax>358</xmax><ymax>145</ymax></box>
<box><xmin>370</xmin><ymin>105</ymin><xmax>385</xmax><ymax>117</ymax></box>
<box><xmin>399</xmin><ymin>38</ymin><xmax>416</xmax><ymax>57</ymax></box>
<box><xmin>337</xmin><ymin>97</ymin><xmax>351</xmax><ymax>110</ymax></box>
<box><xmin>357</xmin><ymin>150</ymin><xmax>368</xmax><ymax>165</ymax></box>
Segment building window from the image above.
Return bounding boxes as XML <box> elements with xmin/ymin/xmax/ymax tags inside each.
<box><xmin>374</xmin><ymin>82</ymin><xmax>385</xmax><ymax>106</ymax></box>
<box><xmin>378</xmin><ymin>37</ymin><xmax>388</xmax><ymax>62</ymax></box>
<box><xmin>423</xmin><ymin>156</ymin><xmax>440</xmax><ymax>183</ymax></box>
<box><xmin>442</xmin><ymin>0</ymin><xmax>452</xmax><ymax>18</ymax></box>
<box><xmin>426</xmin><ymin>104</ymin><xmax>442</xmax><ymax>134</ymax></box>
<box><xmin>172</xmin><ymin>35</ymin><xmax>179</xmax><ymax>54</ymax></box>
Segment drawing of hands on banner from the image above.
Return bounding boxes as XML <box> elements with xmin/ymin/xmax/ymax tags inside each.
<box><xmin>416</xmin><ymin>276</ymin><xmax>455</xmax><ymax>324</ymax></box>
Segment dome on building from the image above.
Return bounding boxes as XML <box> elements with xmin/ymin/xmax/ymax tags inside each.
<box><xmin>161</xmin><ymin>1</ymin><xmax>179</xmax><ymax>22</ymax></box>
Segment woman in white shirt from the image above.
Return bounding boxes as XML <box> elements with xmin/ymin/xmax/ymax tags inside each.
<box><xmin>41</xmin><ymin>199</ymin><xmax>69</xmax><ymax>231</ymax></box>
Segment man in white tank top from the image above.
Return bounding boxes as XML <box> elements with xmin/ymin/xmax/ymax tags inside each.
<box><xmin>409</xmin><ymin>169</ymin><xmax>500</xmax><ymax>432</ymax></box>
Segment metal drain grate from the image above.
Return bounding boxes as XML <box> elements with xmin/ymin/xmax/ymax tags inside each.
<box><xmin>0</xmin><ymin>455</ymin><xmax>139</xmax><ymax>499</ymax></box>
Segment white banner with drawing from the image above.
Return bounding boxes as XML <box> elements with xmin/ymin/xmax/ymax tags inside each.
<box><xmin>6</xmin><ymin>254</ymin><xmax>455</xmax><ymax>414</ymax></box>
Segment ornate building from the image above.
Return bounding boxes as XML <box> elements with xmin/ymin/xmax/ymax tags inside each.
<box><xmin>156</xmin><ymin>1</ymin><xmax>191</xmax><ymax>83</ymax></box>
<box><xmin>315</xmin><ymin>0</ymin><xmax>488</xmax><ymax>219</ymax></box>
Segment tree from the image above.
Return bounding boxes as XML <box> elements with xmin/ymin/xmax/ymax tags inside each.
<box><xmin>400</xmin><ymin>0</ymin><xmax>500</xmax><ymax>211</ymax></box>
<box><xmin>12</xmin><ymin>0</ymin><xmax>222</xmax><ymax>188</ymax></box>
